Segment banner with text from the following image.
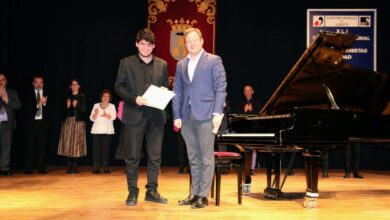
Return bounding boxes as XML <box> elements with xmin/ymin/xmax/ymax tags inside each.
<box><xmin>307</xmin><ymin>9</ymin><xmax>377</xmax><ymax>71</ymax></box>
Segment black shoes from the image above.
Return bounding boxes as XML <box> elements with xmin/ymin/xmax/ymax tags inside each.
<box><xmin>322</xmin><ymin>170</ymin><xmax>329</xmax><ymax>178</ymax></box>
<box><xmin>92</xmin><ymin>170</ymin><xmax>100</xmax><ymax>174</ymax></box>
<box><xmin>39</xmin><ymin>170</ymin><xmax>48</xmax><ymax>175</ymax></box>
<box><xmin>104</xmin><ymin>169</ymin><xmax>111</xmax><ymax>174</ymax></box>
<box><xmin>126</xmin><ymin>189</ymin><xmax>139</xmax><ymax>206</ymax></box>
<box><xmin>126</xmin><ymin>189</ymin><xmax>167</xmax><ymax>206</ymax></box>
<box><xmin>344</xmin><ymin>171</ymin><xmax>364</xmax><ymax>179</ymax></box>
<box><xmin>1</xmin><ymin>170</ymin><xmax>11</xmax><ymax>176</ymax></box>
<box><xmin>66</xmin><ymin>168</ymin><xmax>78</xmax><ymax>174</ymax></box>
<box><xmin>24</xmin><ymin>170</ymin><xmax>33</xmax><ymax>175</ymax></box>
<box><xmin>191</xmin><ymin>196</ymin><xmax>208</xmax><ymax>209</ymax></box>
<box><xmin>178</xmin><ymin>194</ymin><xmax>198</xmax><ymax>205</ymax></box>
<box><xmin>353</xmin><ymin>172</ymin><xmax>364</xmax><ymax>178</ymax></box>
<box><xmin>145</xmin><ymin>189</ymin><xmax>168</xmax><ymax>204</ymax></box>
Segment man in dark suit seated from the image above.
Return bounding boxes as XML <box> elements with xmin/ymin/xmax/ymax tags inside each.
<box><xmin>0</xmin><ymin>73</ymin><xmax>21</xmax><ymax>176</ymax></box>
<box><xmin>235</xmin><ymin>84</ymin><xmax>261</xmax><ymax>175</ymax></box>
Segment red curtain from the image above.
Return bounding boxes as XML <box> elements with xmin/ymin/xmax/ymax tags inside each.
<box><xmin>147</xmin><ymin>0</ymin><xmax>217</xmax><ymax>77</ymax></box>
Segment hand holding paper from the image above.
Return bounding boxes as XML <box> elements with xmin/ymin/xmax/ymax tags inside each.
<box><xmin>212</xmin><ymin>113</ymin><xmax>224</xmax><ymax>134</ymax></box>
<box><xmin>141</xmin><ymin>85</ymin><xmax>175</xmax><ymax>110</ymax></box>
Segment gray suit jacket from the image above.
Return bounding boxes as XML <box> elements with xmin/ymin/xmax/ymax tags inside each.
<box><xmin>2</xmin><ymin>89</ymin><xmax>22</xmax><ymax>129</ymax></box>
<box><xmin>115</xmin><ymin>55</ymin><xmax>168</xmax><ymax>125</ymax></box>
<box><xmin>172</xmin><ymin>51</ymin><xmax>227</xmax><ymax>122</ymax></box>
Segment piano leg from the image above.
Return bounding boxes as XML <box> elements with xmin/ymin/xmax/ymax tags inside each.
<box><xmin>264</xmin><ymin>153</ymin><xmax>283</xmax><ymax>199</ymax></box>
<box><xmin>243</xmin><ymin>149</ymin><xmax>252</xmax><ymax>184</ymax></box>
<box><xmin>302</xmin><ymin>152</ymin><xmax>320</xmax><ymax>208</ymax></box>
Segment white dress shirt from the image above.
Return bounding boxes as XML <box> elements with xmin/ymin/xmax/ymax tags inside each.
<box><xmin>35</xmin><ymin>89</ymin><xmax>43</xmax><ymax>120</ymax></box>
<box><xmin>187</xmin><ymin>49</ymin><xmax>204</xmax><ymax>82</ymax></box>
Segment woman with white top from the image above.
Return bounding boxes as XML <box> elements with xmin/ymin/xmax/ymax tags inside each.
<box><xmin>90</xmin><ymin>89</ymin><xmax>116</xmax><ymax>174</ymax></box>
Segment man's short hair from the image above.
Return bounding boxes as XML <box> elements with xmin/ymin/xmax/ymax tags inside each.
<box><xmin>136</xmin><ymin>28</ymin><xmax>156</xmax><ymax>44</ymax></box>
<box><xmin>184</xmin><ymin>28</ymin><xmax>203</xmax><ymax>40</ymax></box>
<box><xmin>33</xmin><ymin>74</ymin><xmax>45</xmax><ymax>82</ymax></box>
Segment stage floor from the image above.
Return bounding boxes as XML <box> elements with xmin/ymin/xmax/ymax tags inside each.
<box><xmin>0</xmin><ymin>167</ymin><xmax>389</xmax><ymax>220</ymax></box>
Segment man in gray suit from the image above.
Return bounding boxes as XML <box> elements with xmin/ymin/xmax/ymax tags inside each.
<box><xmin>115</xmin><ymin>28</ymin><xmax>168</xmax><ymax>206</ymax></box>
<box><xmin>0</xmin><ymin>73</ymin><xmax>21</xmax><ymax>176</ymax></box>
<box><xmin>173</xmin><ymin>28</ymin><xmax>227</xmax><ymax>208</ymax></box>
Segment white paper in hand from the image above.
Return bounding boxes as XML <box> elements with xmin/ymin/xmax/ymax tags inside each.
<box><xmin>142</xmin><ymin>85</ymin><xmax>175</xmax><ymax>110</ymax></box>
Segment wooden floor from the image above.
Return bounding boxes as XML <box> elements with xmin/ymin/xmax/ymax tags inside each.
<box><xmin>0</xmin><ymin>167</ymin><xmax>389</xmax><ymax>220</ymax></box>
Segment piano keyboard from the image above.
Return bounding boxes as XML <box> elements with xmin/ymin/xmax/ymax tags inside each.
<box><xmin>245</xmin><ymin>113</ymin><xmax>292</xmax><ymax>120</ymax></box>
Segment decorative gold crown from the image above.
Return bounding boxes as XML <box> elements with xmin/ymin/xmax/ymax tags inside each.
<box><xmin>167</xmin><ymin>18</ymin><xmax>197</xmax><ymax>30</ymax></box>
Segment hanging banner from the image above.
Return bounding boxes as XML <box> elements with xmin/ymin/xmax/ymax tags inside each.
<box><xmin>307</xmin><ymin>9</ymin><xmax>377</xmax><ymax>71</ymax></box>
<box><xmin>148</xmin><ymin>0</ymin><xmax>217</xmax><ymax>77</ymax></box>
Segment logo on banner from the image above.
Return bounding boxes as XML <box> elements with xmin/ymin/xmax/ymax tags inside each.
<box><xmin>313</xmin><ymin>16</ymin><xmax>324</xmax><ymax>27</ymax></box>
<box><xmin>167</xmin><ymin>18</ymin><xmax>197</xmax><ymax>61</ymax></box>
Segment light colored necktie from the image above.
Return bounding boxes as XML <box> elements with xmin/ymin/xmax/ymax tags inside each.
<box><xmin>36</xmin><ymin>90</ymin><xmax>42</xmax><ymax>117</ymax></box>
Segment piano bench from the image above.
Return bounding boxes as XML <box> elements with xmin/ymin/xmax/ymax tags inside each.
<box><xmin>211</xmin><ymin>152</ymin><xmax>243</xmax><ymax>206</ymax></box>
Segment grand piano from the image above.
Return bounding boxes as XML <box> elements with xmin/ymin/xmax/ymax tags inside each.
<box><xmin>217</xmin><ymin>31</ymin><xmax>390</xmax><ymax>208</ymax></box>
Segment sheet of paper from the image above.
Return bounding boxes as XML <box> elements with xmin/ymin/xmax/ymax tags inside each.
<box><xmin>142</xmin><ymin>85</ymin><xmax>175</xmax><ymax>110</ymax></box>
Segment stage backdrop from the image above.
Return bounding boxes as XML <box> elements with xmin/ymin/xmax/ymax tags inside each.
<box><xmin>147</xmin><ymin>0</ymin><xmax>216</xmax><ymax>77</ymax></box>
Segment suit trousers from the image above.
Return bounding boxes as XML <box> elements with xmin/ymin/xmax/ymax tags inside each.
<box><xmin>123</xmin><ymin>117</ymin><xmax>164</xmax><ymax>192</ymax></box>
<box><xmin>0</xmin><ymin>124</ymin><xmax>13</xmax><ymax>171</ymax></box>
<box><xmin>92</xmin><ymin>134</ymin><xmax>112</xmax><ymax>170</ymax></box>
<box><xmin>25</xmin><ymin>121</ymin><xmax>48</xmax><ymax>172</ymax></box>
<box><xmin>345</xmin><ymin>142</ymin><xmax>361</xmax><ymax>173</ymax></box>
<box><xmin>181</xmin><ymin>113</ymin><xmax>215</xmax><ymax>197</ymax></box>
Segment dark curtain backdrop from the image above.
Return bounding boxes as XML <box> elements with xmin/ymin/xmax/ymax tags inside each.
<box><xmin>0</xmin><ymin>0</ymin><xmax>389</xmax><ymax>170</ymax></box>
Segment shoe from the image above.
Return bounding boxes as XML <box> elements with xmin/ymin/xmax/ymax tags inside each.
<box><xmin>24</xmin><ymin>170</ymin><xmax>33</xmax><ymax>175</ymax></box>
<box><xmin>353</xmin><ymin>172</ymin><xmax>364</xmax><ymax>179</ymax></box>
<box><xmin>177</xmin><ymin>169</ymin><xmax>185</xmax><ymax>174</ymax></box>
<box><xmin>344</xmin><ymin>171</ymin><xmax>351</xmax><ymax>178</ymax></box>
<box><xmin>322</xmin><ymin>171</ymin><xmax>329</xmax><ymax>178</ymax></box>
<box><xmin>287</xmin><ymin>170</ymin><xmax>294</xmax><ymax>176</ymax></box>
<box><xmin>191</xmin><ymin>196</ymin><xmax>208</xmax><ymax>209</ymax></box>
<box><xmin>178</xmin><ymin>194</ymin><xmax>198</xmax><ymax>205</ymax></box>
<box><xmin>1</xmin><ymin>171</ymin><xmax>11</xmax><ymax>176</ymax></box>
<box><xmin>72</xmin><ymin>169</ymin><xmax>79</xmax><ymax>174</ymax></box>
<box><xmin>66</xmin><ymin>169</ymin><xmax>72</xmax><ymax>174</ymax></box>
<box><xmin>126</xmin><ymin>189</ymin><xmax>139</xmax><ymax>206</ymax></box>
<box><xmin>39</xmin><ymin>170</ymin><xmax>48</xmax><ymax>175</ymax></box>
<box><xmin>145</xmin><ymin>189</ymin><xmax>168</xmax><ymax>204</ymax></box>
<box><xmin>104</xmin><ymin>169</ymin><xmax>111</xmax><ymax>174</ymax></box>
<box><xmin>92</xmin><ymin>170</ymin><xmax>100</xmax><ymax>174</ymax></box>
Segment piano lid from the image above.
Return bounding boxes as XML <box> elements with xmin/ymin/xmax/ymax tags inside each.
<box><xmin>260</xmin><ymin>32</ymin><xmax>390</xmax><ymax>116</ymax></box>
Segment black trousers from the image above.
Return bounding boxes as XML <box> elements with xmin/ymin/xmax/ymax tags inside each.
<box><xmin>345</xmin><ymin>142</ymin><xmax>361</xmax><ymax>173</ymax></box>
<box><xmin>92</xmin><ymin>134</ymin><xmax>112</xmax><ymax>170</ymax></box>
<box><xmin>123</xmin><ymin>118</ymin><xmax>164</xmax><ymax>192</ymax></box>
<box><xmin>25</xmin><ymin>121</ymin><xmax>48</xmax><ymax>172</ymax></box>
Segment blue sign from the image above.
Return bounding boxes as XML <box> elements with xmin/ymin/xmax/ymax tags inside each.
<box><xmin>307</xmin><ymin>9</ymin><xmax>377</xmax><ymax>71</ymax></box>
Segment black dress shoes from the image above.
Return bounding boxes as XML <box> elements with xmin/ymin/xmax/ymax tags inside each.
<box><xmin>322</xmin><ymin>170</ymin><xmax>329</xmax><ymax>178</ymax></box>
<box><xmin>103</xmin><ymin>169</ymin><xmax>111</xmax><ymax>174</ymax></box>
<box><xmin>1</xmin><ymin>171</ymin><xmax>11</xmax><ymax>176</ymax></box>
<box><xmin>353</xmin><ymin>172</ymin><xmax>364</xmax><ymax>178</ymax></box>
<box><xmin>24</xmin><ymin>170</ymin><xmax>33</xmax><ymax>175</ymax></box>
<box><xmin>92</xmin><ymin>170</ymin><xmax>100</xmax><ymax>174</ymax></box>
<box><xmin>126</xmin><ymin>189</ymin><xmax>139</xmax><ymax>206</ymax></box>
<box><xmin>39</xmin><ymin>170</ymin><xmax>48</xmax><ymax>175</ymax></box>
<box><xmin>191</xmin><ymin>196</ymin><xmax>208</xmax><ymax>209</ymax></box>
<box><xmin>145</xmin><ymin>189</ymin><xmax>168</xmax><ymax>204</ymax></box>
<box><xmin>344</xmin><ymin>172</ymin><xmax>350</xmax><ymax>178</ymax></box>
<box><xmin>178</xmin><ymin>194</ymin><xmax>198</xmax><ymax>205</ymax></box>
